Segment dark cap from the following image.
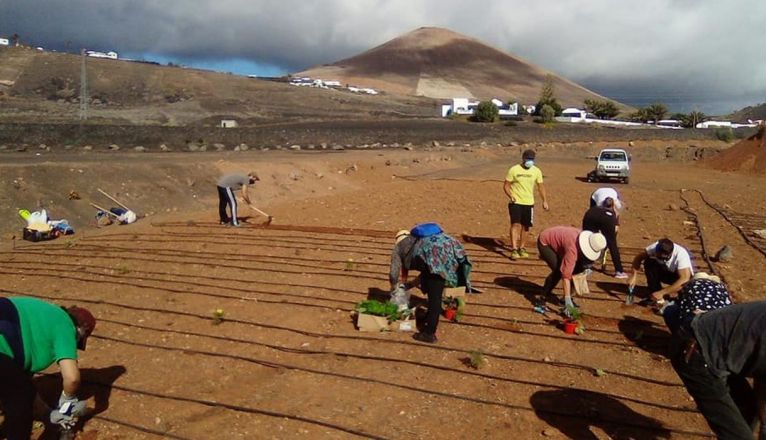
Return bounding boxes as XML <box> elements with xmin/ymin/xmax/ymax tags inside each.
<box><xmin>522</xmin><ymin>149</ymin><xmax>536</xmax><ymax>160</ymax></box>
<box><xmin>66</xmin><ymin>306</ymin><xmax>96</xmax><ymax>350</ymax></box>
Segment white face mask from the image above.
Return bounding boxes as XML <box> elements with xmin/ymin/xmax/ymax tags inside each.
<box><xmin>524</xmin><ymin>160</ymin><xmax>535</xmax><ymax>168</ymax></box>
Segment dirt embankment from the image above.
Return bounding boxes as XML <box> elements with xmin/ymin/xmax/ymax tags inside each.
<box><xmin>703</xmin><ymin>125</ymin><xmax>766</xmax><ymax>173</ymax></box>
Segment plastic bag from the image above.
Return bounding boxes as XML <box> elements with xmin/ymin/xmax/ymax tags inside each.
<box><xmin>390</xmin><ymin>285</ymin><xmax>411</xmax><ymax>311</ymax></box>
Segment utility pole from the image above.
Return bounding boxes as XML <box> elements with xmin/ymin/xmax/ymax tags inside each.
<box><xmin>79</xmin><ymin>48</ymin><xmax>88</xmax><ymax>121</ymax></box>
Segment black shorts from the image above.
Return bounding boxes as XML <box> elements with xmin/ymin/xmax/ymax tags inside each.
<box><xmin>508</xmin><ymin>203</ymin><xmax>534</xmax><ymax>228</ymax></box>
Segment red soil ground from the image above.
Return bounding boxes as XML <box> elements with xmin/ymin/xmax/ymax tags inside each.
<box><xmin>1</xmin><ymin>149</ymin><xmax>766</xmax><ymax>439</ymax></box>
<box><xmin>704</xmin><ymin>126</ymin><xmax>766</xmax><ymax>173</ymax></box>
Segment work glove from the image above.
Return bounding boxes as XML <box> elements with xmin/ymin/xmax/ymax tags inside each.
<box><xmin>50</xmin><ymin>394</ymin><xmax>86</xmax><ymax>429</ymax></box>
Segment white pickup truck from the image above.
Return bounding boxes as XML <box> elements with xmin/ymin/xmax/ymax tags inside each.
<box><xmin>587</xmin><ymin>148</ymin><xmax>631</xmax><ymax>184</ymax></box>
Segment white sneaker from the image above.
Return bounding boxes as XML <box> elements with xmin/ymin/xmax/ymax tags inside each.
<box><xmin>614</xmin><ymin>272</ymin><xmax>629</xmax><ymax>279</ymax></box>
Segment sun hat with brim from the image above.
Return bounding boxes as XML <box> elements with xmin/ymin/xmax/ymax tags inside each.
<box><xmin>395</xmin><ymin>230</ymin><xmax>411</xmax><ymax>244</ymax></box>
<box><xmin>578</xmin><ymin>231</ymin><xmax>607</xmax><ymax>261</ymax></box>
<box><xmin>66</xmin><ymin>306</ymin><xmax>96</xmax><ymax>350</ymax></box>
<box><xmin>693</xmin><ymin>272</ymin><xmax>722</xmax><ymax>284</ymax></box>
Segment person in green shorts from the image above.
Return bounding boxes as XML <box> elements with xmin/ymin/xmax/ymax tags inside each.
<box><xmin>0</xmin><ymin>297</ymin><xmax>96</xmax><ymax>439</ymax></box>
<box><xmin>503</xmin><ymin>149</ymin><xmax>549</xmax><ymax>260</ymax></box>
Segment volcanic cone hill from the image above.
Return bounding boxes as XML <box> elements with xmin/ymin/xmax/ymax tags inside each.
<box><xmin>704</xmin><ymin>125</ymin><xmax>766</xmax><ymax>174</ymax></box>
<box><xmin>298</xmin><ymin>27</ymin><xmax>618</xmax><ymax>106</ymax></box>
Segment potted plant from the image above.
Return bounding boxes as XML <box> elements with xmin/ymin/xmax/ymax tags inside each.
<box><xmin>442</xmin><ymin>297</ymin><xmax>466</xmax><ymax>322</ymax></box>
<box><xmin>563</xmin><ymin>305</ymin><xmax>585</xmax><ymax>335</ymax></box>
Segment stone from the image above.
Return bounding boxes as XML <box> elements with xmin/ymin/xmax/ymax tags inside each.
<box><xmin>289</xmin><ymin>144</ymin><xmax>301</xmax><ymax>150</ymax></box>
<box><xmin>345</xmin><ymin>164</ymin><xmax>358</xmax><ymax>174</ymax></box>
<box><xmin>233</xmin><ymin>146</ymin><xmax>241</xmax><ymax>152</ymax></box>
<box><xmin>159</xmin><ymin>144</ymin><xmax>171</xmax><ymax>152</ymax></box>
<box><xmin>108</xmin><ymin>144</ymin><xmax>120</xmax><ymax>151</ymax></box>
<box><xmin>199</xmin><ymin>145</ymin><xmax>207</xmax><ymax>152</ymax></box>
<box><xmin>404</xmin><ymin>146</ymin><xmax>413</xmax><ymax>151</ymax></box>
<box><xmin>385</xmin><ymin>160</ymin><xmax>392</xmax><ymax>166</ymax></box>
<box><xmin>542</xmin><ymin>428</ymin><xmax>556</xmax><ymax>437</ymax></box>
<box><xmin>288</xmin><ymin>171</ymin><xmax>302</xmax><ymax>181</ymax></box>
<box><xmin>82</xmin><ymin>145</ymin><xmax>93</xmax><ymax>151</ymax></box>
<box><xmin>714</xmin><ymin>245</ymin><xmax>733</xmax><ymax>262</ymax></box>
<box><xmin>134</xmin><ymin>146</ymin><xmax>146</xmax><ymax>152</ymax></box>
<box><xmin>754</xmin><ymin>230</ymin><xmax>766</xmax><ymax>240</ymax></box>
<box><xmin>16</xmin><ymin>145</ymin><xmax>28</xmax><ymax>152</ymax></box>
<box><xmin>213</xmin><ymin>143</ymin><xmax>226</xmax><ymax>151</ymax></box>
<box><xmin>432</xmin><ymin>140</ymin><xmax>440</xmax><ymax>147</ymax></box>
<box><xmin>239</xmin><ymin>143</ymin><xmax>249</xmax><ymax>151</ymax></box>
<box><xmin>64</xmin><ymin>145</ymin><xmax>74</xmax><ymax>150</ymax></box>
<box><xmin>187</xmin><ymin>144</ymin><xmax>200</xmax><ymax>152</ymax></box>
<box><xmin>667</xmin><ymin>203</ymin><xmax>680</xmax><ymax>211</ymax></box>
<box><xmin>38</xmin><ymin>144</ymin><xmax>47</xmax><ymax>150</ymax></box>
<box><xmin>331</xmin><ymin>145</ymin><xmax>344</xmax><ymax>150</ymax></box>
<box><xmin>628</xmin><ymin>141</ymin><xmax>635</xmax><ymax>147</ymax></box>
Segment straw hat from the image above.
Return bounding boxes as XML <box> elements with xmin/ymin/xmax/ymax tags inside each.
<box><xmin>578</xmin><ymin>231</ymin><xmax>607</xmax><ymax>261</ymax></box>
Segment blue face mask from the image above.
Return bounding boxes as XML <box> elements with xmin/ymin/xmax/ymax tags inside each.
<box><xmin>524</xmin><ymin>160</ymin><xmax>535</xmax><ymax>168</ymax></box>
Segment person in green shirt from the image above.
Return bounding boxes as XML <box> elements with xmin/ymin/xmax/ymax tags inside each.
<box><xmin>0</xmin><ymin>297</ymin><xmax>96</xmax><ymax>439</ymax></box>
<box><xmin>503</xmin><ymin>149</ymin><xmax>549</xmax><ymax>260</ymax></box>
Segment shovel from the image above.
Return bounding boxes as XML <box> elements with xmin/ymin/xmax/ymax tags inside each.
<box><xmin>247</xmin><ymin>204</ymin><xmax>273</xmax><ymax>225</ymax></box>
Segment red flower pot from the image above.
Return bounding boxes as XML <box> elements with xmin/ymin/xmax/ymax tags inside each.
<box><xmin>443</xmin><ymin>308</ymin><xmax>457</xmax><ymax>321</ymax></box>
<box><xmin>563</xmin><ymin>320</ymin><xmax>578</xmax><ymax>335</ymax></box>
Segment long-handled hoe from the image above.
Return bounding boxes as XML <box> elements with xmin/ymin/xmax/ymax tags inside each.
<box><xmin>248</xmin><ymin>204</ymin><xmax>274</xmax><ymax>225</ymax></box>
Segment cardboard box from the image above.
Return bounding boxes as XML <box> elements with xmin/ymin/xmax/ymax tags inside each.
<box><xmin>356</xmin><ymin>313</ymin><xmax>390</xmax><ymax>332</ymax></box>
<box><xmin>392</xmin><ymin>319</ymin><xmax>416</xmax><ymax>332</ymax></box>
<box><xmin>444</xmin><ymin>287</ymin><xmax>467</xmax><ymax>298</ymax></box>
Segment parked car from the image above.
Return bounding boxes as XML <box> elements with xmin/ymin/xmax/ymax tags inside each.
<box><xmin>587</xmin><ymin>148</ymin><xmax>631</xmax><ymax>184</ymax></box>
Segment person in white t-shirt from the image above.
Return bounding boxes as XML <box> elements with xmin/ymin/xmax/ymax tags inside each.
<box><xmin>629</xmin><ymin>238</ymin><xmax>694</xmax><ymax>303</ymax></box>
<box><xmin>590</xmin><ymin>187</ymin><xmax>623</xmax><ymax>212</ymax></box>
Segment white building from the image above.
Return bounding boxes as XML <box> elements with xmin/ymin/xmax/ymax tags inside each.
<box><xmin>441</xmin><ymin>98</ymin><xmax>519</xmax><ymax>118</ymax></box>
<box><xmin>86</xmin><ymin>50</ymin><xmax>118</xmax><ymax>59</ymax></box>
<box><xmin>220</xmin><ymin>119</ymin><xmax>238</xmax><ymax>128</ymax></box>
<box><xmin>0</xmin><ymin>38</ymin><xmax>9</xmax><ymax>46</ymax></box>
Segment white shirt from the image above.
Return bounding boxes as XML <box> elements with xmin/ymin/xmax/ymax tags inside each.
<box><xmin>591</xmin><ymin>188</ymin><xmax>623</xmax><ymax>210</ymax></box>
<box><xmin>646</xmin><ymin>241</ymin><xmax>694</xmax><ymax>274</ymax></box>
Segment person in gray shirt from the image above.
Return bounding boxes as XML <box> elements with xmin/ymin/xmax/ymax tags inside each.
<box><xmin>671</xmin><ymin>301</ymin><xmax>766</xmax><ymax>439</ymax></box>
<box><xmin>217</xmin><ymin>171</ymin><xmax>258</xmax><ymax>226</ymax></box>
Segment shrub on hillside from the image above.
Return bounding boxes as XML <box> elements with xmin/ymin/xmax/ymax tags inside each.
<box><xmin>472</xmin><ymin>101</ymin><xmax>499</xmax><ymax>123</ymax></box>
<box><xmin>715</xmin><ymin>128</ymin><xmax>735</xmax><ymax>142</ymax></box>
<box><xmin>540</xmin><ymin>104</ymin><xmax>556</xmax><ymax>123</ymax></box>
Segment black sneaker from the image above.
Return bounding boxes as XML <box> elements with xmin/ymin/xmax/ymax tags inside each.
<box><xmin>413</xmin><ymin>332</ymin><xmax>437</xmax><ymax>344</ymax></box>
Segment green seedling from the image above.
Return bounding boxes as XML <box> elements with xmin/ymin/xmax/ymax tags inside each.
<box><xmin>212</xmin><ymin>308</ymin><xmax>226</xmax><ymax>325</ymax></box>
<box><xmin>356</xmin><ymin>300</ymin><xmax>400</xmax><ymax>322</ymax></box>
<box><xmin>594</xmin><ymin>368</ymin><xmax>607</xmax><ymax>377</ymax></box>
<box><xmin>344</xmin><ymin>258</ymin><xmax>356</xmax><ymax>271</ymax></box>
<box><xmin>114</xmin><ymin>265</ymin><xmax>130</xmax><ymax>275</ymax></box>
<box><xmin>468</xmin><ymin>350</ymin><xmax>488</xmax><ymax>370</ymax></box>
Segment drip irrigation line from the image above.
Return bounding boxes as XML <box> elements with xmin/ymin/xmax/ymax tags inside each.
<box><xmin>0</xmin><ymin>248</ymin><xmax>636</xmax><ymax>307</ymax></box>
<box><xmin>1</xmin><ymin>288</ymin><xmax>683</xmax><ymax>388</ymax></box>
<box><xmin>79</xmin><ymin>372</ymin><xmax>709</xmax><ymax>439</ymax></box>
<box><xmin>150</xmin><ymin>221</ymin><xmax>394</xmax><ymax>240</ymax></box>
<box><xmin>78</xmin><ymin>375</ymin><xmax>387</xmax><ymax>440</ymax></box>
<box><xmin>678</xmin><ymin>190</ymin><xmax>720</xmax><ymax>278</ymax></box>
<box><xmin>0</xmin><ymin>265</ymin><xmax>648</xmax><ymax>346</ymax></box>
<box><xmin>94</xmin><ymin>332</ymin><xmax>703</xmax><ymax>435</ymax></box>
<box><xmin>687</xmin><ymin>189</ymin><xmax>766</xmax><ymax>260</ymax></box>
<box><xmin>393</xmin><ymin>174</ymin><xmax>503</xmax><ymax>183</ymax></box>
<box><xmin>99</xmin><ymin>316</ymin><xmax>690</xmax><ymax>414</ymax></box>
<box><xmin>90</xmin><ymin>415</ymin><xmax>192</xmax><ymax>439</ymax></box>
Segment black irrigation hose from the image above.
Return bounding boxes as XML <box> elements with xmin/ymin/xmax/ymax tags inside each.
<box><xmin>77</xmin><ymin>377</ymin><xmax>387</xmax><ymax>440</ymax></box>
<box><xmin>678</xmin><ymin>190</ymin><xmax>719</xmax><ymax>277</ymax></box>
<box><xmin>688</xmin><ymin>188</ymin><xmax>766</xmax><ymax>260</ymax></box>
<box><xmin>0</xmin><ymin>287</ymin><xmax>683</xmax><ymax>388</ymax></box>
<box><xmin>0</xmin><ymin>265</ymin><xmax>651</xmax><ymax>348</ymax></box>
<box><xmin>91</xmin><ymin>415</ymin><xmax>192</xmax><ymax>439</ymax></box>
<box><xmin>0</xmin><ymin>248</ymin><xmax>632</xmax><ymax>308</ymax></box>
<box><xmin>93</xmin><ymin>333</ymin><xmax>707</xmax><ymax>437</ymax></box>
<box><xmin>98</xmin><ymin>316</ymin><xmax>688</xmax><ymax>413</ymax></box>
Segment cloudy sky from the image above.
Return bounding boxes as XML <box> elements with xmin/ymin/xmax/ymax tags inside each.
<box><xmin>2</xmin><ymin>0</ymin><xmax>764</xmax><ymax>114</ymax></box>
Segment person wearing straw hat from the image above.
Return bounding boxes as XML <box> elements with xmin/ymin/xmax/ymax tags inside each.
<box><xmin>537</xmin><ymin>226</ymin><xmax>607</xmax><ymax>314</ymax></box>
<box><xmin>0</xmin><ymin>297</ymin><xmax>96</xmax><ymax>438</ymax></box>
<box><xmin>216</xmin><ymin>171</ymin><xmax>259</xmax><ymax>227</ymax></box>
<box><xmin>389</xmin><ymin>227</ymin><xmax>472</xmax><ymax>344</ymax></box>
<box><xmin>660</xmin><ymin>272</ymin><xmax>732</xmax><ymax>334</ymax></box>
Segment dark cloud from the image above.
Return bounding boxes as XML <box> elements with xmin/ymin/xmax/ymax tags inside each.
<box><xmin>1</xmin><ymin>0</ymin><xmax>764</xmax><ymax>113</ymax></box>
